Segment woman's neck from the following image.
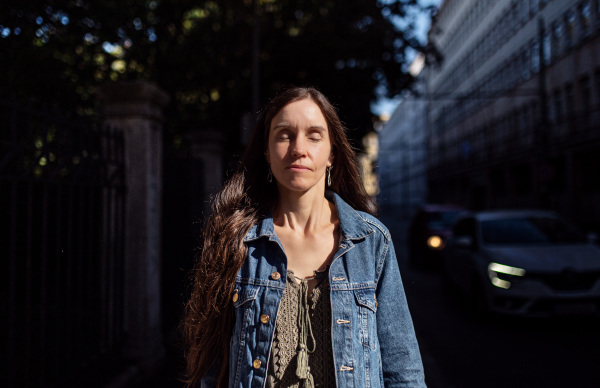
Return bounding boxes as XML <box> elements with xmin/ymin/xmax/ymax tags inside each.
<box><xmin>273</xmin><ymin>189</ymin><xmax>340</xmax><ymax>280</ymax></box>
<box><xmin>274</xmin><ymin>189</ymin><xmax>333</xmax><ymax>235</ymax></box>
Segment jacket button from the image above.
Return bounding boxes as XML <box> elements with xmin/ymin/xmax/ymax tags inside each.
<box><xmin>260</xmin><ymin>314</ymin><xmax>270</xmax><ymax>323</ymax></box>
<box><xmin>271</xmin><ymin>271</ymin><xmax>281</xmax><ymax>280</ymax></box>
<box><xmin>232</xmin><ymin>292</ymin><xmax>239</xmax><ymax>303</ymax></box>
<box><xmin>253</xmin><ymin>359</ymin><xmax>262</xmax><ymax>369</ymax></box>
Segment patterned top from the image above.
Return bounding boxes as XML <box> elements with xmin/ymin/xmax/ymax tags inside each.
<box><xmin>266</xmin><ymin>269</ymin><xmax>335</xmax><ymax>387</ymax></box>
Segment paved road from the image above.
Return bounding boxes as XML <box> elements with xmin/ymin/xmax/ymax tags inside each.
<box><xmin>384</xmin><ymin>215</ymin><xmax>600</xmax><ymax>388</ymax></box>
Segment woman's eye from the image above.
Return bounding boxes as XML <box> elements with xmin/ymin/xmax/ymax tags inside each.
<box><xmin>308</xmin><ymin>132</ymin><xmax>323</xmax><ymax>142</ymax></box>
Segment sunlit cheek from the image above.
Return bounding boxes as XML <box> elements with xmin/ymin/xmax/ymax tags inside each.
<box><xmin>276</xmin><ymin>144</ymin><xmax>290</xmax><ymax>156</ymax></box>
<box><xmin>270</xmin><ymin>145</ymin><xmax>289</xmax><ymax>164</ymax></box>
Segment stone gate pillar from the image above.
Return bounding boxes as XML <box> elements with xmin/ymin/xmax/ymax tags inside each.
<box><xmin>187</xmin><ymin>129</ymin><xmax>225</xmax><ymax>217</ymax></box>
<box><xmin>99</xmin><ymin>81</ymin><xmax>170</xmax><ymax>365</ymax></box>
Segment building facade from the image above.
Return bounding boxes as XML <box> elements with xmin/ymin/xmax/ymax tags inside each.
<box><xmin>378</xmin><ymin>57</ymin><xmax>429</xmax><ymax>221</ymax></box>
<box><xmin>427</xmin><ymin>0</ymin><xmax>600</xmax><ymax>231</ymax></box>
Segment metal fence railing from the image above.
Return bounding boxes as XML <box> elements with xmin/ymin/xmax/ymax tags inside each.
<box><xmin>1</xmin><ymin>96</ymin><xmax>126</xmax><ymax>387</ymax></box>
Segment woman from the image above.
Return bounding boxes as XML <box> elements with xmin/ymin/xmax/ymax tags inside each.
<box><xmin>183</xmin><ymin>87</ymin><xmax>426</xmax><ymax>387</ymax></box>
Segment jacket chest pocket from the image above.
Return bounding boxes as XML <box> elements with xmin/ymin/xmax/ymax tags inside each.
<box><xmin>231</xmin><ymin>284</ymin><xmax>259</xmax><ymax>346</ymax></box>
<box><xmin>354</xmin><ymin>288</ymin><xmax>378</xmax><ymax>351</ymax></box>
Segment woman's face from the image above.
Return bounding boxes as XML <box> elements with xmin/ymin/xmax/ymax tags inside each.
<box><xmin>266</xmin><ymin>98</ymin><xmax>334</xmax><ymax>196</ymax></box>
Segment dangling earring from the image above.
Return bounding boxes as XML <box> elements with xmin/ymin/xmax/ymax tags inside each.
<box><xmin>327</xmin><ymin>166</ymin><xmax>332</xmax><ymax>187</ymax></box>
<box><xmin>267</xmin><ymin>166</ymin><xmax>273</xmax><ymax>183</ymax></box>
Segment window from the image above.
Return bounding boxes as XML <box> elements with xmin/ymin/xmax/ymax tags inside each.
<box><xmin>580</xmin><ymin>1</ymin><xmax>592</xmax><ymax>37</ymax></box>
<box><xmin>564</xmin><ymin>11</ymin><xmax>576</xmax><ymax>47</ymax></box>
<box><xmin>552</xmin><ymin>20</ymin><xmax>563</xmax><ymax>57</ymax></box>
<box><xmin>522</xmin><ymin>49</ymin><xmax>530</xmax><ymax>80</ymax></box>
<box><xmin>543</xmin><ymin>31</ymin><xmax>551</xmax><ymax>64</ymax></box>
<box><xmin>520</xmin><ymin>0</ymin><xmax>530</xmax><ymax>22</ymax></box>
<box><xmin>530</xmin><ymin>0</ymin><xmax>539</xmax><ymax>14</ymax></box>
<box><xmin>531</xmin><ymin>39</ymin><xmax>540</xmax><ymax>73</ymax></box>
<box><xmin>511</xmin><ymin>3</ymin><xmax>519</xmax><ymax>32</ymax></box>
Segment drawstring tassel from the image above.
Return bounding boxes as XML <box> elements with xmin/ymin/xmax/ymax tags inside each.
<box><xmin>305</xmin><ymin>371</ymin><xmax>315</xmax><ymax>388</ymax></box>
<box><xmin>296</xmin><ymin>279</ymin><xmax>316</xmax><ymax>388</ymax></box>
<box><xmin>296</xmin><ymin>345</ymin><xmax>308</xmax><ymax>378</ymax></box>
<box><xmin>296</xmin><ymin>345</ymin><xmax>314</xmax><ymax>387</ymax></box>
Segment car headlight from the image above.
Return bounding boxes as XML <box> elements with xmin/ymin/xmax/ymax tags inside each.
<box><xmin>427</xmin><ymin>235</ymin><xmax>445</xmax><ymax>250</ymax></box>
<box><xmin>487</xmin><ymin>262</ymin><xmax>526</xmax><ymax>289</ymax></box>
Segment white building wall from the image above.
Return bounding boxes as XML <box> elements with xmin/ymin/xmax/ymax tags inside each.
<box><xmin>425</xmin><ymin>0</ymin><xmax>600</xmax><ymax>227</ymax></box>
<box><xmin>429</xmin><ymin>0</ymin><xmax>598</xmax><ymax>133</ymax></box>
<box><xmin>377</xmin><ymin>77</ymin><xmax>428</xmax><ymax>218</ymax></box>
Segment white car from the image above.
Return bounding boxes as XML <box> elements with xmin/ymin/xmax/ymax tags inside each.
<box><xmin>443</xmin><ymin>210</ymin><xmax>600</xmax><ymax>317</ymax></box>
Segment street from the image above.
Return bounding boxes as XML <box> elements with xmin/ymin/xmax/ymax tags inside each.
<box><xmin>384</xmin><ymin>215</ymin><xmax>600</xmax><ymax>388</ymax></box>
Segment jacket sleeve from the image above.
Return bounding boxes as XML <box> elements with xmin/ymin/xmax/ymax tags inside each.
<box><xmin>375</xmin><ymin>236</ymin><xmax>427</xmax><ymax>387</ymax></box>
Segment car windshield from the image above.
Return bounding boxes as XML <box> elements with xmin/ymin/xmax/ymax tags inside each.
<box><xmin>481</xmin><ymin>217</ymin><xmax>587</xmax><ymax>244</ymax></box>
<box><xmin>426</xmin><ymin>211</ymin><xmax>462</xmax><ymax>230</ymax></box>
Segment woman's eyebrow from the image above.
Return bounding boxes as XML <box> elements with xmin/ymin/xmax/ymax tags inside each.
<box><xmin>308</xmin><ymin>125</ymin><xmax>327</xmax><ymax>132</ymax></box>
<box><xmin>271</xmin><ymin>122</ymin><xmax>290</xmax><ymax>131</ymax></box>
<box><xmin>271</xmin><ymin>123</ymin><xmax>326</xmax><ymax>132</ymax></box>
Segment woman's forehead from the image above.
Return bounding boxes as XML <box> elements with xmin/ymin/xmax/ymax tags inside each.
<box><xmin>270</xmin><ymin>99</ymin><xmax>328</xmax><ymax>129</ymax></box>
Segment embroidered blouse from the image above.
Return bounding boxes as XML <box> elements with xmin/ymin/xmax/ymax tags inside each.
<box><xmin>266</xmin><ymin>269</ymin><xmax>335</xmax><ymax>387</ymax></box>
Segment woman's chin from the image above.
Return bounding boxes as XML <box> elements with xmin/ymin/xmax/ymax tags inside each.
<box><xmin>276</xmin><ymin>180</ymin><xmax>324</xmax><ymax>195</ymax></box>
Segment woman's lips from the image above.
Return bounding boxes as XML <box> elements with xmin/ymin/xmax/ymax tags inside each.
<box><xmin>287</xmin><ymin>164</ymin><xmax>310</xmax><ymax>171</ymax></box>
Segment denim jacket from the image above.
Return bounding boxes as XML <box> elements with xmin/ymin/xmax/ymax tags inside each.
<box><xmin>203</xmin><ymin>192</ymin><xmax>426</xmax><ymax>388</ymax></box>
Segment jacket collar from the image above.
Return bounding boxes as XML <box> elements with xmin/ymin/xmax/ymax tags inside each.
<box><xmin>244</xmin><ymin>191</ymin><xmax>374</xmax><ymax>242</ymax></box>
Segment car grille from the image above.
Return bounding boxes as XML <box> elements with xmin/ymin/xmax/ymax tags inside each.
<box><xmin>530</xmin><ymin>270</ymin><xmax>600</xmax><ymax>291</ymax></box>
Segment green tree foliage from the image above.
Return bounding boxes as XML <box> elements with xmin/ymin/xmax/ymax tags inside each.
<box><xmin>1</xmin><ymin>0</ymin><xmax>434</xmax><ymax>147</ymax></box>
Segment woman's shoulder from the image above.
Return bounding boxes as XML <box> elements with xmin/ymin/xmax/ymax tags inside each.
<box><xmin>329</xmin><ymin>191</ymin><xmax>391</xmax><ymax>243</ymax></box>
<box><xmin>353</xmin><ymin>210</ymin><xmax>392</xmax><ymax>243</ymax></box>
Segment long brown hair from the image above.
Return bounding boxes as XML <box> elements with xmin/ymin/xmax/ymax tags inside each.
<box><xmin>182</xmin><ymin>86</ymin><xmax>376</xmax><ymax>387</ymax></box>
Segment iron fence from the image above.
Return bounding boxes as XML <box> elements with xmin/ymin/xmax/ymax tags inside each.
<box><xmin>1</xmin><ymin>96</ymin><xmax>126</xmax><ymax>387</ymax></box>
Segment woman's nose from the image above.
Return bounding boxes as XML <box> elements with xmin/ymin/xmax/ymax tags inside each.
<box><xmin>291</xmin><ymin>138</ymin><xmax>306</xmax><ymax>157</ymax></box>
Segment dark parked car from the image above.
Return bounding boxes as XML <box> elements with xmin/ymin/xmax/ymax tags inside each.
<box><xmin>407</xmin><ymin>204</ymin><xmax>465</xmax><ymax>268</ymax></box>
<box><xmin>443</xmin><ymin>209</ymin><xmax>600</xmax><ymax>317</ymax></box>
